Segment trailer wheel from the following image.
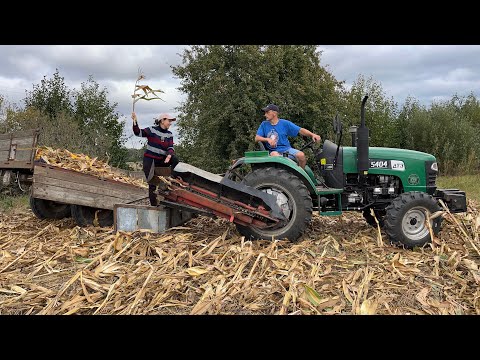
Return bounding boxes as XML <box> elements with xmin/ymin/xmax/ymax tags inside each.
<box><xmin>363</xmin><ymin>209</ymin><xmax>385</xmax><ymax>228</ymax></box>
<box><xmin>29</xmin><ymin>196</ymin><xmax>71</xmax><ymax>219</ymax></box>
<box><xmin>235</xmin><ymin>167</ymin><xmax>312</xmax><ymax>242</ymax></box>
<box><xmin>71</xmin><ymin>205</ymin><xmax>113</xmax><ymax>227</ymax></box>
<box><xmin>384</xmin><ymin>191</ymin><xmax>442</xmax><ymax>248</ymax></box>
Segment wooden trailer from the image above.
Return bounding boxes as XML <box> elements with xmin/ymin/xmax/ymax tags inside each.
<box><xmin>30</xmin><ymin>163</ymin><xmax>193</xmax><ymax>230</ymax></box>
<box><xmin>0</xmin><ymin>129</ymin><xmax>39</xmax><ymax>188</ymax></box>
<box><xmin>30</xmin><ymin>163</ymin><xmax>149</xmax><ymax>226</ymax></box>
<box><xmin>0</xmin><ymin>129</ymin><xmax>192</xmax><ymax>231</ymax></box>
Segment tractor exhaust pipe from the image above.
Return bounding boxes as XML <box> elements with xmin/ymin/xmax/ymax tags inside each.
<box><xmin>357</xmin><ymin>95</ymin><xmax>369</xmax><ymax>176</ymax></box>
<box><xmin>360</xmin><ymin>95</ymin><xmax>368</xmax><ymax>127</ymax></box>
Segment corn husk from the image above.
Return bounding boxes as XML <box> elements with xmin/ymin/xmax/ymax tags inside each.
<box><xmin>34</xmin><ymin>147</ymin><xmax>147</xmax><ymax>188</ymax></box>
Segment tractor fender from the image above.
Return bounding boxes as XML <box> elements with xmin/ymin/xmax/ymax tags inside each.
<box><xmin>227</xmin><ymin>156</ymin><xmax>317</xmax><ymax>195</ymax></box>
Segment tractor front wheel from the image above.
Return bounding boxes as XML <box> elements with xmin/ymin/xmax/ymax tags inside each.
<box><xmin>384</xmin><ymin>191</ymin><xmax>442</xmax><ymax>248</ymax></box>
<box><xmin>235</xmin><ymin>167</ymin><xmax>313</xmax><ymax>242</ymax></box>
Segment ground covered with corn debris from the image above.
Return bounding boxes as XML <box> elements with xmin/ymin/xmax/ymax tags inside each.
<box><xmin>1</xmin><ymin>199</ymin><xmax>479</xmax><ymax>315</ymax></box>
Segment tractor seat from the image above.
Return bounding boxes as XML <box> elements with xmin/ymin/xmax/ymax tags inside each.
<box><xmin>256</xmin><ymin>141</ymin><xmax>299</xmax><ymax>165</ymax></box>
<box><xmin>282</xmin><ymin>152</ymin><xmax>299</xmax><ymax>165</ymax></box>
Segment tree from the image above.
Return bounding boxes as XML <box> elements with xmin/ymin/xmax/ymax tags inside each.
<box><xmin>396</xmin><ymin>96</ymin><xmax>425</xmax><ymax>150</ymax></box>
<box><xmin>19</xmin><ymin>70</ymin><xmax>128</xmax><ymax>168</ymax></box>
<box><xmin>341</xmin><ymin>75</ymin><xmax>399</xmax><ymax>148</ymax></box>
<box><xmin>398</xmin><ymin>95</ymin><xmax>479</xmax><ymax>175</ymax></box>
<box><xmin>72</xmin><ymin>76</ymin><xmax>127</xmax><ymax>168</ymax></box>
<box><xmin>24</xmin><ymin>68</ymin><xmax>73</xmax><ymax>119</ymax></box>
<box><xmin>172</xmin><ymin>45</ymin><xmax>343</xmax><ymax>173</ymax></box>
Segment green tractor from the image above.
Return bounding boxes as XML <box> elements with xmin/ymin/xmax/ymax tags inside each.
<box><xmin>225</xmin><ymin>96</ymin><xmax>467</xmax><ymax>248</ymax></box>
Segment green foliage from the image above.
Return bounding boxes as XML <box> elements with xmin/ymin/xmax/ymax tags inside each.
<box><xmin>5</xmin><ymin>107</ymin><xmax>86</xmax><ymax>152</ymax></box>
<box><xmin>24</xmin><ymin>69</ymin><xmax>73</xmax><ymax>119</ymax></box>
<box><xmin>0</xmin><ymin>194</ymin><xmax>29</xmax><ymax>213</ymax></box>
<box><xmin>398</xmin><ymin>94</ymin><xmax>480</xmax><ymax>175</ymax></box>
<box><xmin>73</xmin><ymin>76</ymin><xmax>128</xmax><ymax>168</ymax></box>
<box><xmin>341</xmin><ymin>75</ymin><xmax>399</xmax><ymax>147</ymax></box>
<box><xmin>172</xmin><ymin>45</ymin><xmax>343</xmax><ymax>173</ymax></box>
<box><xmin>125</xmin><ymin>147</ymin><xmax>145</xmax><ymax>163</ymax></box>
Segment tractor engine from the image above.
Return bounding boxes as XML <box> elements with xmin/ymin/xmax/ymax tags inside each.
<box><xmin>344</xmin><ymin>173</ymin><xmax>401</xmax><ymax>207</ymax></box>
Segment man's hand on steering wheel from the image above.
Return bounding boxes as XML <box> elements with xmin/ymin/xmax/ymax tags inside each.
<box><xmin>299</xmin><ymin>136</ymin><xmax>320</xmax><ymax>151</ymax></box>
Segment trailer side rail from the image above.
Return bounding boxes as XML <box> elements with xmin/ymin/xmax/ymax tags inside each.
<box><xmin>31</xmin><ymin>164</ymin><xmax>148</xmax><ymax>210</ymax></box>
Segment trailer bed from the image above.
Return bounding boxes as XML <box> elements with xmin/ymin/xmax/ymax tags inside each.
<box><xmin>0</xmin><ymin>129</ymin><xmax>39</xmax><ymax>170</ymax></box>
<box><xmin>31</xmin><ymin>164</ymin><xmax>148</xmax><ymax>210</ymax></box>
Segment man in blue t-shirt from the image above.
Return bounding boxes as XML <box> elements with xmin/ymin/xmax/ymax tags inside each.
<box><xmin>255</xmin><ymin>104</ymin><xmax>321</xmax><ymax>169</ymax></box>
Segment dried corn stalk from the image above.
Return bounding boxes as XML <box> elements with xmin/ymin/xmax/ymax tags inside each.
<box><xmin>132</xmin><ymin>69</ymin><xmax>164</xmax><ymax>112</ymax></box>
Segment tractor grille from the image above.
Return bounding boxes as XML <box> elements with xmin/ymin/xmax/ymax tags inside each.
<box><xmin>425</xmin><ymin>161</ymin><xmax>437</xmax><ymax>194</ymax></box>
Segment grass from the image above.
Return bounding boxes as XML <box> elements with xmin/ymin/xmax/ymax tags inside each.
<box><xmin>437</xmin><ymin>174</ymin><xmax>480</xmax><ymax>203</ymax></box>
<box><xmin>0</xmin><ymin>193</ymin><xmax>29</xmax><ymax>214</ymax></box>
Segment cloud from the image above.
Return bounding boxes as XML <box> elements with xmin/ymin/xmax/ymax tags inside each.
<box><xmin>318</xmin><ymin>45</ymin><xmax>480</xmax><ymax>105</ymax></box>
<box><xmin>1</xmin><ymin>45</ymin><xmax>186</xmax><ymax>82</ymax></box>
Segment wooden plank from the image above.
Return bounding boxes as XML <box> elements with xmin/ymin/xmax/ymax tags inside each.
<box><xmin>34</xmin><ymin>165</ymin><xmax>146</xmax><ymax>194</ymax></box>
<box><xmin>0</xmin><ymin>161</ymin><xmax>34</xmax><ymax>170</ymax></box>
<box><xmin>32</xmin><ymin>183</ymin><xmax>146</xmax><ymax>210</ymax></box>
<box><xmin>0</xmin><ymin>129</ymin><xmax>39</xmax><ymax>140</ymax></box>
<box><xmin>0</xmin><ymin>150</ymin><xmax>9</xmax><ymax>161</ymax></box>
<box><xmin>32</xmin><ymin>183</ymin><xmax>117</xmax><ymax>209</ymax></box>
<box><xmin>0</xmin><ymin>140</ymin><xmax>35</xmax><ymax>151</ymax></box>
<box><xmin>0</xmin><ymin>139</ymin><xmax>36</xmax><ymax>158</ymax></box>
<box><xmin>31</xmin><ymin>164</ymin><xmax>148</xmax><ymax>209</ymax></box>
<box><xmin>0</xmin><ymin>142</ymin><xmax>12</xmax><ymax>151</ymax></box>
<box><xmin>34</xmin><ymin>174</ymin><xmax>147</xmax><ymax>201</ymax></box>
<box><xmin>11</xmin><ymin>150</ymin><xmax>33</xmax><ymax>161</ymax></box>
<box><xmin>10</xmin><ymin>137</ymin><xmax>36</xmax><ymax>148</ymax></box>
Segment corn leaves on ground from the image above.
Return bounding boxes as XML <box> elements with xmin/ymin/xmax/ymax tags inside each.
<box><xmin>0</xmin><ymin>200</ymin><xmax>479</xmax><ymax>315</ymax></box>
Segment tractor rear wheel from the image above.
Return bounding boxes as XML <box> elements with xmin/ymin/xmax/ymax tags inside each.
<box><xmin>235</xmin><ymin>167</ymin><xmax>312</xmax><ymax>242</ymax></box>
<box><xmin>384</xmin><ymin>191</ymin><xmax>442</xmax><ymax>248</ymax></box>
<box><xmin>71</xmin><ymin>205</ymin><xmax>114</xmax><ymax>227</ymax></box>
<box><xmin>30</xmin><ymin>196</ymin><xmax>71</xmax><ymax>220</ymax></box>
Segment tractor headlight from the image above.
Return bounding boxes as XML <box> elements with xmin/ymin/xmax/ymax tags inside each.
<box><xmin>431</xmin><ymin>162</ymin><xmax>438</xmax><ymax>172</ymax></box>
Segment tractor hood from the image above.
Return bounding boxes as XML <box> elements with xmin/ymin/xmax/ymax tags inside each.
<box><xmin>342</xmin><ymin>145</ymin><xmax>436</xmax><ymax>172</ymax></box>
<box><xmin>341</xmin><ymin>145</ymin><xmax>437</xmax><ymax>192</ymax></box>
<box><xmin>350</xmin><ymin>146</ymin><xmax>437</xmax><ymax>162</ymax></box>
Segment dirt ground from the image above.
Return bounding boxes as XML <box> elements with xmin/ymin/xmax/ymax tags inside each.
<box><xmin>0</xmin><ymin>201</ymin><xmax>479</xmax><ymax>315</ymax></box>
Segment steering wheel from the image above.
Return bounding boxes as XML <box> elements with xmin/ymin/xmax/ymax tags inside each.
<box><xmin>299</xmin><ymin>139</ymin><xmax>315</xmax><ymax>151</ymax></box>
<box><xmin>299</xmin><ymin>135</ymin><xmax>321</xmax><ymax>152</ymax></box>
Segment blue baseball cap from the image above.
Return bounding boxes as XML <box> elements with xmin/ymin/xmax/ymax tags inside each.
<box><xmin>262</xmin><ymin>104</ymin><xmax>280</xmax><ymax>112</ymax></box>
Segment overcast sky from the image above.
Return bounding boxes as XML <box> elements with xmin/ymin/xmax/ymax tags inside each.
<box><xmin>0</xmin><ymin>45</ymin><xmax>479</xmax><ymax>148</ymax></box>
